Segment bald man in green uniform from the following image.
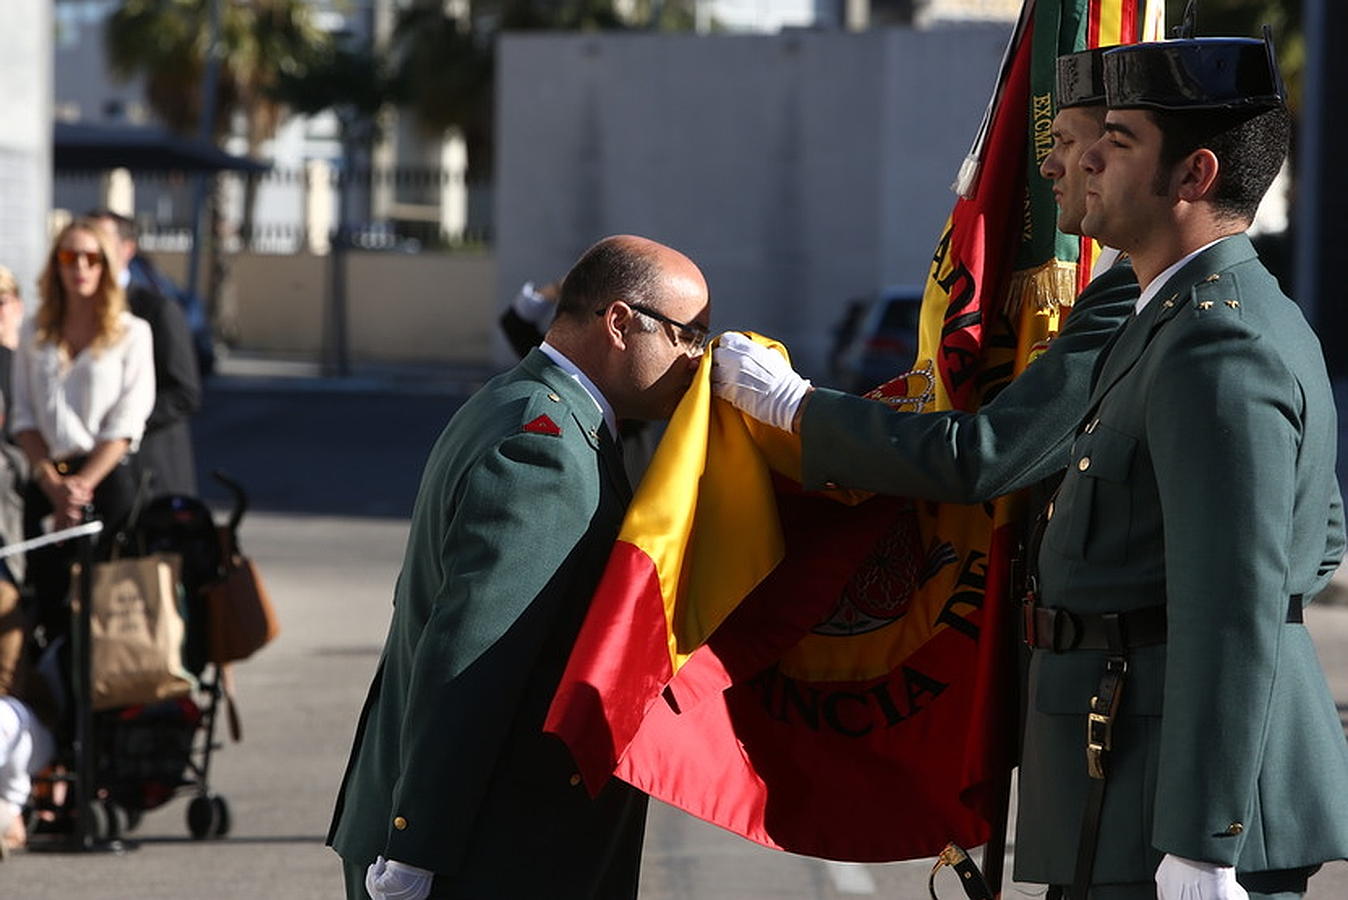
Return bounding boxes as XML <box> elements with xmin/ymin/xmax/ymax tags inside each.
<box><xmin>327</xmin><ymin>235</ymin><xmax>710</xmax><ymax>899</ymax></box>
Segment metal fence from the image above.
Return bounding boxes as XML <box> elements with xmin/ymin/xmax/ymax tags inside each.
<box><xmin>53</xmin><ymin>166</ymin><xmax>494</xmax><ymax>255</ymax></box>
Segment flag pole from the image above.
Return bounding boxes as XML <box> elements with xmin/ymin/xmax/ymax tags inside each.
<box><xmin>979</xmin><ymin>740</ymin><xmax>1014</xmax><ymax>897</ymax></box>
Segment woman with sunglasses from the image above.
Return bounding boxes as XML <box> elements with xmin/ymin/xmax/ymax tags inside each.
<box><xmin>10</xmin><ymin>218</ymin><xmax>154</xmax><ymax>615</ymax></box>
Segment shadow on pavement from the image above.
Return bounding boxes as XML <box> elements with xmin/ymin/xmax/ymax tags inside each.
<box><xmin>190</xmin><ymin>381</ymin><xmax>474</xmax><ymax>519</ymax></box>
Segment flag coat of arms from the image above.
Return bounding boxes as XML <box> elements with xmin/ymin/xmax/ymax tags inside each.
<box><xmin>546</xmin><ymin>0</ymin><xmax>1163</xmax><ymax>863</ymax></box>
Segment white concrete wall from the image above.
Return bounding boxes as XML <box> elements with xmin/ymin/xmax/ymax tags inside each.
<box><xmin>154</xmin><ymin>249</ymin><xmax>497</xmax><ymax>366</ymax></box>
<box><xmin>0</xmin><ymin>1</ymin><xmax>53</xmax><ymax>306</ymax></box>
<box><xmin>496</xmin><ymin>25</ymin><xmax>1011</xmax><ymax>376</ymax></box>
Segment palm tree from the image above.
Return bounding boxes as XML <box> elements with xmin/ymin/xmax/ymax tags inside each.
<box><xmin>106</xmin><ymin>0</ymin><xmax>330</xmax><ymax>148</ymax></box>
<box><xmin>105</xmin><ymin>0</ymin><xmax>332</xmax><ymax>323</ymax></box>
<box><xmin>105</xmin><ymin>0</ymin><xmax>333</xmax><ymax>235</ymax></box>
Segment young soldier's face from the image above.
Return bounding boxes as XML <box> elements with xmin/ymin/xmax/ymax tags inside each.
<box><xmin>1039</xmin><ymin>106</ymin><xmax>1106</xmax><ymax>237</ymax></box>
<box><xmin>1079</xmin><ymin>109</ymin><xmax>1172</xmax><ymax>252</ymax></box>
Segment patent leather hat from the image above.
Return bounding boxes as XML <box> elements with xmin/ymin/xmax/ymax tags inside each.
<box><xmin>1056</xmin><ymin>48</ymin><xmax>1109</xmax><ymax>109</ymax></box>
<box><xmin>1102</xmin><ymin>36</ymin><xmax>1285</xmax><ymax>111</ymax></box>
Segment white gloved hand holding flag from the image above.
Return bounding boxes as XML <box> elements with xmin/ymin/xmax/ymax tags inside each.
<box><xmin>710</xmin><ymin>331</ymin><xmax>812</xmax><ymax>433</ymax></box>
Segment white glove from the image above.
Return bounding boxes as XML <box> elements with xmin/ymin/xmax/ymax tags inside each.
<box><xmin>365</xmin><ymin>855</ymin><xmax>434</xmax><ymax>900</ymax></box>
<box><xmin>512</xmin><ymin>280</ymin><xmax>557</xmax><ymax>326</ymax></box>
<box><xmin>710</xmin><ymin>331</ymin><xmax>812</xmax><ymax>432</ymax></box>
<box><xmin>1155</xmin><ymin>853</ymin><xmax>1248</xmax><ymax>900</ymax></box>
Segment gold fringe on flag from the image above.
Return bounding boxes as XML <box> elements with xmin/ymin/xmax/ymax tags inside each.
<box><xmin>1004</xmin><ymin>259</ymin><xmax>1079</xmax><ymax>317</ymax></box>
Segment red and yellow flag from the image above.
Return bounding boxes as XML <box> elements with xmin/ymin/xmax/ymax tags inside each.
<box><xmin>546</xmin><ymin>0</ymin><xmax>1161</xmax><ymax>863</ymax></box>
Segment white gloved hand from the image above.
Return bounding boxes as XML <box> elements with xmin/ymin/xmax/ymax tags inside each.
<box><xmin>1154</xmin><ymin>853</ymin><xmax>1248</xmax><ymax>900</ymax></box>
<box><xmin>710</xmin><ymin>331</ymin><xmax>812</xmax><ymax>432</ymax></box>
<box><xmin>365</xmin><ymin>855</ymin><xmax>434</xmax><ymax>900</ymax></box>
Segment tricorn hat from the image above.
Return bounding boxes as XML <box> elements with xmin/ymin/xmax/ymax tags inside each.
<box><xmin>1102</xmin><ymin>36</ymin><xmax>1285</xmax><ymax>111</ymax></box>
<box><xmin>1056</xmin><ymin>48</ymin><xmax>1108</xmax><ymax>109</ymax></box>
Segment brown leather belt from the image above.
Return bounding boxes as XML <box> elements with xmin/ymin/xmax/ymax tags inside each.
<box><xmin>1026</xmin><ymin>595</ymin><xmax>1304</xmax><ymax>652</ymax></box>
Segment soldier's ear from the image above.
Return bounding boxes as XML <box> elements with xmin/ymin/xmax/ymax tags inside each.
<box><xmin>1176</xmin><ymin>148</ymin><xmax>1221</xmax><ymax>203</ymax></box>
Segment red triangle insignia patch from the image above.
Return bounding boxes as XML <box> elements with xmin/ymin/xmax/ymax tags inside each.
<box><xmin>523</xmin><ymin>414</ymin><xmax>562</xmax><ymax>436</ymax></box>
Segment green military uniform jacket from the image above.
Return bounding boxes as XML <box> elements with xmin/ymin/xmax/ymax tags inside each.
<box><xmin>327</xmin><ymin>349</ymin><xmax>647</xmax><ymax>898</ymax></box>
<box><xmin>1016</xmin><ymin>235</ymin><xmax>1348</xmax><ymax>887</ymax></box>
<box><xmin>800</xmin><ymin>260</ymin><xmax>1138</xmax><ymax>501</ymax></box>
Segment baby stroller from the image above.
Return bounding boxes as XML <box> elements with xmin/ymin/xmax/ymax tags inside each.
<box><xmin>29</xmin><ymin>472</ymin><xmax>258</xmax><ymax>845</ymax></box>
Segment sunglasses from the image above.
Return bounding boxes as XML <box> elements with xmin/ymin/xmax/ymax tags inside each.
<box><xmin>56</xmin><ymin>249</ymin><xmax>104</xmax><ymax>269</ymax></box>
<box><xmin>597</xmin><ymin>302</ymin><xmax>709</xmax><ymax>354</ymax></box>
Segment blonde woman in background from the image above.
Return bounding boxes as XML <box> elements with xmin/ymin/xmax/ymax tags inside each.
<box><xmin>11</xmin><ymin>219</ymin><xmax>153</xmax><ymax>621</ymax></box>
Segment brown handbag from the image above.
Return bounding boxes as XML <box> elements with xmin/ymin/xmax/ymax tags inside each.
<box><xmin>206</xmin><ymin>526</ymin><xmax>279</xmax><ymax>665</ymax></box>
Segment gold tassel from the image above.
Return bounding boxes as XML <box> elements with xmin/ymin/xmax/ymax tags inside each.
<box><xmin>1004</xmin><ymin>259</ymin><xmax>1079</xmax><ymax>317</ymax></box>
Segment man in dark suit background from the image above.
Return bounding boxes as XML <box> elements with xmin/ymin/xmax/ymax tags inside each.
<box><xmin>89</xmin><ymin>210</ymin><xmax>202</xmax><ymax>499</ymax></box>
<box><xmin>328</xmin><ymin>234</ymin><xmax>710</xmax><ymax>900</ymax></box>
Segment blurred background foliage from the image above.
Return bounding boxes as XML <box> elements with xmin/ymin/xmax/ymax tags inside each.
<box><xmin>103</xmin><ymin>1</ymin><xmax>1306</xmax><ymax>178</ymax></box>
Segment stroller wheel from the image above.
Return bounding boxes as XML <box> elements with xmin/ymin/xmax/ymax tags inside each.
<box><xmin>186</xmin><ymin>795</ymin><xmax>214</xmax><ymax>840</ymax></box>
<box><xmin>99</xmin><ymin>801</ymin><xmax>126</xmax><ymax>842</ymax></box>
<box><xmin>186</xmin><ymin>794</ymin><xmax>231</xmax><ymax>840</ymax></box>
<box><xmin>210</xmin><ymin>796</ymin><xmax>231</xmax><ymax>838</ymax></box>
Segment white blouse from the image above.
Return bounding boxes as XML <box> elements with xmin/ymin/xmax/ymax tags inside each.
<box><xmin>10</xmin><ymin>312</ymin><xmax>156</xmax><ymax>460</ymax></box>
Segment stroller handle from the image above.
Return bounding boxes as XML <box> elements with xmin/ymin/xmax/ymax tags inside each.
<box><xmin>211</xmin><ymin>470</ymin><xmax>249</xmax><ymax>541</ymax></box>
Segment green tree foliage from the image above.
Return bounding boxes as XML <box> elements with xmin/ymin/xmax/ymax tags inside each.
<box><xmin>274</xmin><ymin>40</ymin><xmax>388</xmax><ymax>124</ymax></box>
<box><xmin>105</xmin><ymin>0</ymin><xmax>331</xmax><ymax>148</ymax></box>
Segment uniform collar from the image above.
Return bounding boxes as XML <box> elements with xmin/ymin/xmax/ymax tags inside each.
<box><xmin>1135</xmin><ymin>235</ymin><xmax>1231</xmax><ymax>313</ymax></box>
<box><xmin>537</xmin><ymin>341</ymin><xmax>618</xmax><ymax>441</ymax></box>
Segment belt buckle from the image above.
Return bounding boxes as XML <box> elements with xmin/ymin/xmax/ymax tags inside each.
<box><xmin>1086</xmin><ymin>705</ymin><xmax>1112</xmax><ymax>779</ymax></box>
<box><xmin>1085</xmin><ymin>657</ymin><xmax>1127</xmax><ymax>779</ymax></box>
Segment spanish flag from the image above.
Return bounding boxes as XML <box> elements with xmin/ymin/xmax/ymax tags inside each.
<box><xmin>546</xmin><ymin>0</ymin><xmax>1162</xmax><ymax>863</ymax></box>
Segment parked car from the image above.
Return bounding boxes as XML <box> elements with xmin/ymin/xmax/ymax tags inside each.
<box><xmin>831</xmin><ymin>284</ymin><xmax>923</xmax><ymax>393</ymax></box>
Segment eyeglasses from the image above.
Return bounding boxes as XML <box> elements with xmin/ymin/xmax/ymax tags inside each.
<box><xmin>56</xmin><ymin>249</ymin><xmax>103</xmax><ymax>269</ymax></box>
<box><xmin>598</xmin><ymin>302</ymin><xmax>709</xmax><ymax>354</ymax></box>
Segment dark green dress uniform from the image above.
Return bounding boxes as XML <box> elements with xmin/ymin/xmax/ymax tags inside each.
<box><xmin>799</xmin><ymin>261</ymin><xmax>1138</xmax><ymax>501</ymax></box>
<box><xmin>1016</xmin><ymin>235</ymin><xmax>1348</xmax><ymax>895</ymax></box>
<box><xmin>327</xmin><ymin>348</ymin><xmax>647</xmax><ymax>899</ymax></box>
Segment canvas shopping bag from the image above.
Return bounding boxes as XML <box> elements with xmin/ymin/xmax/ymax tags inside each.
<box><xmin>206</xmin><ymin>530</ymin><xmax>279</xmax><ymax>666</ymax></box>
<box><xmin>79</xmin><ymin>552</ymin><xmax>196</xmax><ymax>711</ymax></box>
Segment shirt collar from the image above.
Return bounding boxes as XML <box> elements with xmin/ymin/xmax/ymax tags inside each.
<box><xmin>1090</xmin><ymin>246</ymin><xmax>1124</xmax><ymax>282</ymax></box>
<box><xmin>538</xmin><ymin>341</ymin><xmax>617</xmax><ymax>440</ymax></box>
<box><xmin>1134</xmin><ymin>236</ymin><xmax>1230</xmax><ymax>314</ymax></box>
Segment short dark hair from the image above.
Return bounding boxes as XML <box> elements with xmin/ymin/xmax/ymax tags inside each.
<box><xmin>1149</xmin><ymin>104</ymin><xmax>1290</xmax><ymax>223</ymax></box>
<box><xmin>85</xmin><ymin>208</ymin><xmax>137</xmax><ymax>242</ymax></box>
<box><xmin>555</xmin><ymin>238</ymin><xmax>664</xmax><ymax>321</ymax></box>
